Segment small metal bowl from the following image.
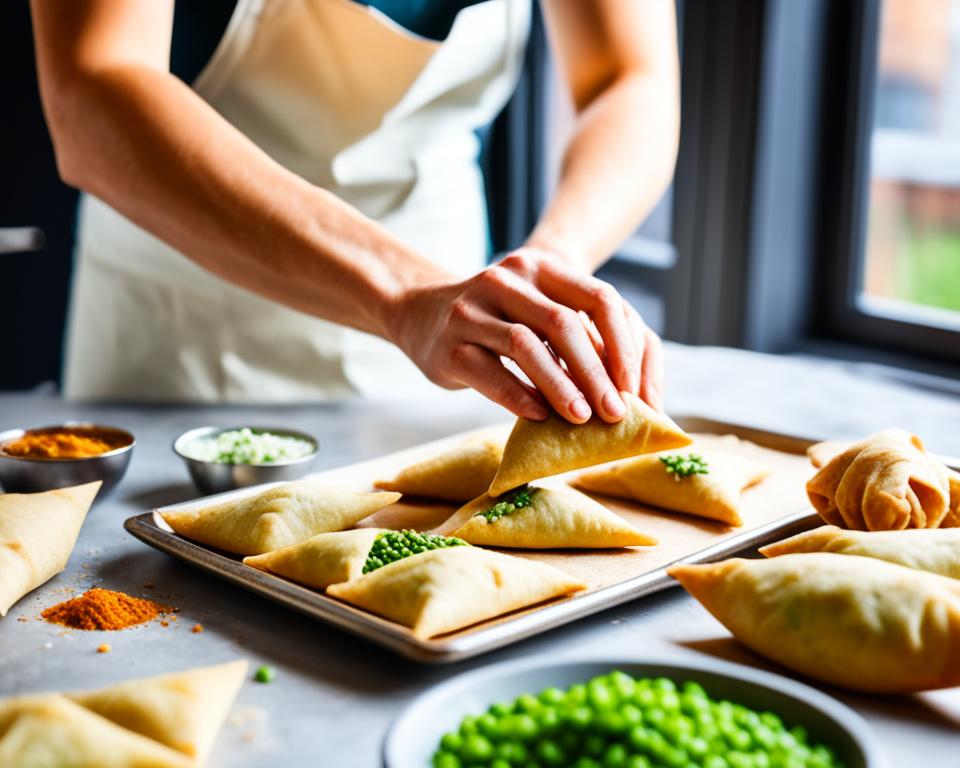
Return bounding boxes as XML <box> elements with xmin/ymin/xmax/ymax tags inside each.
<box><xmin>0</xmin><ymin>422</ymin><xmax>135</xmax><ymax>495</ymax></box>
<box><xmin>173</xmin><ymin>425</ymin><xmax>319</xmax><ymax>496</ymax></box>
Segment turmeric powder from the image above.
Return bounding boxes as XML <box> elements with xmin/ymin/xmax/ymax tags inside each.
<box><xmin>3</xmin><ymin>430</ymin><xmax>121</xmax><ymax>459</ymax></box>
<box><xmin>41</xmin><ymin>588</ymin><xmax>173</xmax><ymax>631</ymax></box>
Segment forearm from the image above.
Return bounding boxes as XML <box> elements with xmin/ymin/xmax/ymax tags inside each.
<box><xmin>42</xmin><ymin>65</ymin><xmax>448</xmax><ymax>341</ymax></box>
<box><xmin>528</xmin><ymin>71</ymin><xmax>680</xmax><ymax>273</ymax></box>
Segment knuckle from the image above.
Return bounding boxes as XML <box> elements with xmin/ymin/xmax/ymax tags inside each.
<box><xmin>448</xmin><ymin>342</ymin><xmax>473</xmax><ymax>367</ymax></box>
<box><xmin>501</xmin><ymin>250</ymin><xmax>536</xmax><ymax>275</ymax></box>
<box><xmin>479</xmin><ymin>265</ymin><xmax>509</xmax><ymax>290</ymax></box>
<box><xmin>546</xmin><ymin>306</ymin><xmax>577</xmax><ymax>335</ymax></box>
<box><xmin>448</xmin><ymin>297</ymin><xmax>472</xmax><ymax>324</ymax></box>
<box><xmin>590</xmin><ymin>280</ymin><xmax>619</xmax><ymax>309</ymax></box>
<box><xmin>506</xmin><ymin>323</ymin><xmax>536</xmax><ymax>359</ymax></box>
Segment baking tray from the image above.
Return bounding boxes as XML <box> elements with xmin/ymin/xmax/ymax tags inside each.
<box><xmin>125</xmin><ymin>416</ymin><xmax>829</xmax><ymax>663</ymax></box>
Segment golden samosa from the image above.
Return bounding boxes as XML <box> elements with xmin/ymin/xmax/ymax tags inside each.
<box><xmin>160</xmin><ymin>481</ymin><xmax>400</xmax><ymax>556</ymax></box>
<box><xmin>489</xmin><ymin>392</ymin><xmax>690</xmax><ymax>496</ymax></box>
<box><xmin>669</xmin><ymin>553</ymin><xmax>960</xmax><ymax>693</ymax></box>
<box><xmin>375</xmin><ymin>429</ymin><xmax>506</xmax><ymax>502</ymax></box>
<box><xmin>760</xmin><ymin>525</ymin><xmax>960</xmax><ymax>579</ymax></box>
<box><xmin>328</xmin><ymin>547</ymin><xmax>585</xmax><ymax>639</ymax></box>
<box><xmin>574</xmin><ymin>450</ymin><xmax>770</xmax><ymax>527</ymax></box>
<box><xmin>0</xmin><ymin>481</ymin><xmax>101</xmax><ymax>617</ymax></box>
<box><xmin>449</xmin><ymin>486</ymin><xmax>655</xmax><ymax>548</ymax></box>
<box><xmin>806</xmin><ymin>430</ymin><xmax>954</xmax><ymax>530</ymax></box>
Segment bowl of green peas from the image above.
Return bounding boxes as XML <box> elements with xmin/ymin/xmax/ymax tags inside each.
<box><xmin>383</xmin><ymin>656</ymin><xmax>881</xmax><ymax>768</ymax></box>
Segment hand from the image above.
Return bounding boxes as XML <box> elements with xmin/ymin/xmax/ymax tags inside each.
<box><xmin>392</xmin><ymin>248</ymin><xmax>664</xmax><ymax>423</ymax></box>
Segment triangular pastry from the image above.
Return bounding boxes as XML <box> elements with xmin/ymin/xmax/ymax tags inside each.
<box><xmin>574</xmin><ymin>450</ymin><xmax>770</xmax><ymax>527</ymax></box>
<box><xmin>449</xmin><ymin>486</ymin><xmax>655</xmax><ymax>548</ymax></box>
<box><xmin>67</xmin><ymin>660</ymin><xmax>248</xmax><ymax>763</ymax></box>
<box><xmin>760</xmin><ymin>525</ymin><xmax>960</xmax><ymax>579</ymax></box>
<box><xmin>669</xmin><ymin>553</ymin><xmax>960</xmax><ymax>693</ymax></box>
<box><xmin>489</xmin><ymin>392</ymin><xmax>690</xmax><ymax>496</ymax></box>
<box><xmin>0</xmin><ymin>481</ymin><xmax>101</xmax><ymax>616</ymax></box>
<box><xmin>243</xmin><ymin>528</ymin><xmax>384</xmax><ymax>588</ymax></box>
<box><xmin>375</xmin><ymin>429</ymin><xmax>507</xmax><ymax>502</ymax></box>
<box><xmin>160</xmin><ymin>481</ymin><xmax>400</xmax><ymax>555</ymax></box>
<box><xmin>806</xmin><ymin>430</ymin><xmax>953</xmax><ymax>530</ymax></box>
<box><xmin>327</xmin><ymin>547</ymin><xmax>585</xmax><ymax>638</ymax></box>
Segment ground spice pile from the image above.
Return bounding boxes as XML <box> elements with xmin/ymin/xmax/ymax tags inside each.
<box><xmin>41</xmin><ymin>588</ymin><xmax>173</xmax><ymax>631</ymax></box>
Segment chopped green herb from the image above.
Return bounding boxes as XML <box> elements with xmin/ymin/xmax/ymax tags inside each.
<box><xmin>185</xmin><ymin>427</ymin><xmax>314</xmax><ymax>465</ymax></box>
<box><xmin>477</xmin><ymin>486</ymin><xmax>538</xmax><ymax>523</ymax></box>
<box><xmin>254</xmin><ymin>665</ymin><xmax>275</xmax><ymax>684</ymax></box>
<box><xmin>362</xmin><ymin>530</ymin><xmax>468</xmax><ymax>574</ymax></box>
<box><xmin>660</xmin><ymin>453</ymin><xmax>709</xmax><ymax>479</ymax></box>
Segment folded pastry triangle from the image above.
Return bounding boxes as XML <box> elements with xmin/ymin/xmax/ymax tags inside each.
<box><xmin>160</xmin><ymin>481</ymin><xmax>401</xmax><ymax>555</ymax></box>
<box><xmin>760</xmin><ymin>525</ymin><xmax>960</xmax><ymax>579</ymax></box>
<box><xmin>449</xmin><ymin>486</ymin><xmax>655</xmax><ymax>548</ymax></box>
<box><xmin>244</xmin><ymin>528</ymin><xmax>384</xmax><ymax>588</ymax></box>
<box><xmin>327</xmin><ymin>547</ymin><xmax>586</xmax><ymax>638</ymax></box>
<box><xmin>489</xmin><ymin>393</ymin><xmax>691</xmax><ymax>496</ymax></box>
<box><xmin>669</xmin><ymin>553</ymin><xmax>960</xmax><ymax>693</ymax></box>
<box><xmin>0</xmin><ymin>695</ymin><xmax>193</xmax><ymax>768</ymax></box>
<box><xmin>0</xmin><ymin>481</ymin><xmax>101</xmax><ymax>616</ymax></box>
<box><xmin>574</xmin><ymin>450</ymin><xmax>770</xmax><ymax>527</ymax></box>
<box><xmin>66</xmin><ymin>660</ymin><xmax>247</xmax><ymax>763</ymax></box>
<box><xmin>375</xmin><ymin>429</ymin><xmax>507</xmax><ymax>502</ymax></box>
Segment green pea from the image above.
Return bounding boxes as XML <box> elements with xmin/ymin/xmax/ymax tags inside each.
<box><xmin>440</xmin><ymin>732</ymin><xmax>463</xmax><ymax>753</ymax></box>
<box><xmin>460</xmin><ymin>734</ymin><xmax>494</xmax><ymax>762</ymax></box>
<box><xmin>602</xmin><ymin>742</ymin><xmax>628</xmax><ymax>767</ymax></box>
<box><xmin>536</xmin><ymin>738</ymin><xmax>566</xmax><ymax>766</ymax></box>
<box><xmin>517</xmin><ymin>693</ymin><xmax>542</xmax><ymax>714</ymax></box>
<box><xmin>432</xmin><ymin>752</ymin><xmax>460</xmax><ymax>768</ymax></box>
<box><xmin>626</xmin><ymin>757</ymin><xmax>651</xmax><ymax>768</ymax></box>
<box><xmin>583</xmin><ymin>734</ymin><xmax>606</xmax><ymax>756</ymax></box>
<box><xmin>539</xmin><ymin>686</ymin><xmax>565</xmax><ymax>705</ymax></box>
<box><xmin>511</xmin><ymin>714</ymin><xmax>539</xmax><ymax>741</ymax></box>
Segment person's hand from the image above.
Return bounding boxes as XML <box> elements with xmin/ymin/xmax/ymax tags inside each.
<box><xmin>392</xmin><ymin>248</ymin><xmax>663</xmax><ymax>423</ymax></box>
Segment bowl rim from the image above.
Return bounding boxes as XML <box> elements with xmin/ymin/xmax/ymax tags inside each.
<box><xmin>0</xmin><ymin>422</ymin><xmax>136</xmax><ymax>463</ymax></box>
<box><xmin>382</xmin><ymin>654</ymin><xmax>884</xmax><ymax>768</ymax></box>
<box><xmin>172</xmin><ymin>425</ymin><xmax>320</xmax><ymax>467</ymax></box>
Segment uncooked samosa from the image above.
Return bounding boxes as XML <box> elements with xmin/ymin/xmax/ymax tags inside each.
<box><xmin>760</xmin><ymin>525</ymin><xmax>960</xmax><ymax>579</ymax></box>
<box><xmin>0</xmin><ymin>660</ymin><xmax>246</xmax><ymax>767</ymax></box>
<box><xmin>669</xmin><ymin>553</ymin><xmax>960</xmax><ymax>693</ymax></box>
<box><xmin>0</xmin><ymin>481</ymin><xmax>100</xmax><ymax>617</ymax></box>
<box><xmin>806</xmin><ymin>430</ymin><xmax>954</xmax><ymax>530</ymax></box>
<box><xmin>160</xmin><ymin>481</ymin><xmax>400</xmax><ymax>555</ymax></box>
<box><xmin>375</xmin><ymin>429</ymin><xmax>506</xmax><ymax>502</ymax></box>
<box><xmin>489</xmin><ymin>392</ymin><xmax>690</xmax><ymax>496</ymax></box>
<box><xmin>327</xmin><ymin>547</ymin><xmax>585</xmax><ymax>638</ymax></box>
<box><xmin>574</xmin><ymin>450</ymin><xmax>770</xmax><ymax>526</ymax></box>
<box><xmin>449</xmin><ymin>485</ymin><xmax>655</xmax><ymax>548</ymax></box>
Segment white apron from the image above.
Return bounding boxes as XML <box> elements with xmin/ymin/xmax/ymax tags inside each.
<box><xmin>64</xmin><ymin>0</ymin><xmax>530</xmax><ymax>401</ymax></box>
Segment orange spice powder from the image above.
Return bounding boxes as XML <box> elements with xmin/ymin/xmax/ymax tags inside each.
<box><xmin>41</xmin><ymin>588</ymin><xmax>173</xmax><ymax>631</ymax></box>
<box><xmin>3</xmin><ymin>431</ymin><xmax>118</xmax><ymax>459</ymax></box>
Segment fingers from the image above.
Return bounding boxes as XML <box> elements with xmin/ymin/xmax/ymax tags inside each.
<box><xmin>449</xmin><ymin>342</ymin><xmax>549</xmax><ymax>421</ymax></box>
<box><xmin>626</xmin><ymin>304</ymin><xmax>664</xmax><ymax>410</ymax></box>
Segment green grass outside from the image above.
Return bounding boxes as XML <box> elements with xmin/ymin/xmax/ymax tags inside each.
<box><xmin>892</xmin><ymin>230</ymin><xmax>960</xmax><ymax>312</ymax></box>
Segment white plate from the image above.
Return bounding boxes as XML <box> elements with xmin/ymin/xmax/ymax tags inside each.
<box><xmin>383</xmin><ymin>655</ymin><xmax>883</xmax><ymax>768</ymax></box>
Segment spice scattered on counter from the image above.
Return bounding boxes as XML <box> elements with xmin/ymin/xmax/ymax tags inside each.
<box><xmin>2</xmin><ymin>429</ymin><xmax>122</xmax><ymax>459</ymax></box>
<box><xmin>97</xmin><ymin>643</ymin><xmax>111</xmax><ymax>654</ymax></box>
<box><xmin>183</xmin><ymin>427</ymin><xmax>314</xmax><ymax>465</ymax></box>
<box><xmin>191</xmin><ymin>623</ymin><xmax>204</xmax><ymax>633</ymax></box>
<box><xmin>41</xmin><ymin>588</ymin><xmax>174</xmax><ymax>631</ymax></box>
<box><xmin>254</xmin><ymin>665</ymin><xmax>276</xmax><ymax>684</ymax></box>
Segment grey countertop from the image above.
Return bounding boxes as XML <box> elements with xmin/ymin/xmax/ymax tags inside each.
<box><xmin>1</xmin><ymin>345</ymin><xmax>958</xmax><ymax>767</ymax></box>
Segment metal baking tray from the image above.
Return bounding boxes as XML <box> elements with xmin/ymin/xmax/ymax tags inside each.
<box><xmin>125</xmin><ymin>416</ymin><xmax>843</xmax><ymax>663</ymax></box>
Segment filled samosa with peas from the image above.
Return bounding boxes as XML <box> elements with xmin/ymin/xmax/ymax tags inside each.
<box><xmin>806</xmin><ymin>430</ymin><xmax>956</xmax><ymax>531</ymax></box>
<box><xmin>574</xmin><ymin>450</ymin><xmax>770</xmax><ymax>527</ymax></box>
<box><xmin>669</xmin><ymin>553</ymin><xmax>960</xmax><ymax>693</ymax></box>
<box><xmin>489</xmin><ymin>392</ymin><xmax>691</xmax><ymax>496</ymax></box>
<box><xmin>160</xmin><ymin>481</ymin><xmax>400</xmax><ymax>556</ymax></box>
<box><xmin>375</xmin><ymin>429</ymin><xmax>507</xmax><ymax>503</ymax></box>
<box><xmin>328</xmin><ymin>546</ymin><xmax>585</xmax><ymax>639</ymax></box>
<box><xmin>243</xmin><ymin>528</ymin><xmax>468</xmax><ymax>588</ymax></box>
<box><xmin>449</xmin><ymin>485</ymin><xmax>655</xmax><ymax>549</ymax></box>
<box><xmin>760</xmin><ymin>525</ymin><xmax>960</xmax><ymax>579</ymax></box>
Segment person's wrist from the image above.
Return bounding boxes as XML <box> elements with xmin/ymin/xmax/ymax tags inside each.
<box><xmin>523</xmin><ymin>230</ymin><xmax>593</xmax><ymax>273</ymax></box>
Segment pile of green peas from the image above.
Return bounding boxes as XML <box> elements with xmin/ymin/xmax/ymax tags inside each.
<box><xmin>432</xmin><ymin>671</ymin><xmax>844</xmax><ymax>768</ymax></box>
<box><xmin>362</xmin><ymin>530</ymin><xmax>467</xmax><ymax>573</ymax></box>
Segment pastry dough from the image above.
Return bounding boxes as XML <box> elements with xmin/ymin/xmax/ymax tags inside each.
<box><xmin>375</xmin><ymin>429</ymin><xmax>506</xmax><ymax>502</ymax></box>
<box><xmin>0</xmin><ymin>661</ymin><xmax>246</xmax><ymax>767</ymax></box>
<box><xmin>806</xmin><ymin>430</ymin><xmax>954</xmax><ymax>530</ymax></box>
<box><xmin>160</xmin><ymin>481</ymin><xmax>400</xmax><ymax>556</ymax></box>
<box><xmin>327</xmin><ymin>547</ymin><xmax>585</xmax><ymax>638</ymax></box>
<box><xmin>449</xmin><ymin>486</ymin><xmax>655</xmax><ymax>548</ymax></box>
<box><xmin>669</xmin><ymin>553</ymin><xmax>960</xmax><ymax>693</ymax></box>
<box><xmin>243</xmin><ymin>528</ymin><xmax>384</xmax><ymax>588</ymax></box>
<box><xmin>574</xmin><ymin>450</ymin><xmax>770</xmax><ymax>526</ymax></box>
<box><xmin>0</xmin><ymin>481</ymin><xmax>100</xmax><ymax>617</ymax></box>
<box><xmin>489</xmin><ymin>392</ymin><xmax>691</xmax><ymax>496</ymax></box>
<box><xmin>760</xmin><ymin>525</ymin><xmax>960</xmax><ymax>579</ymax></box>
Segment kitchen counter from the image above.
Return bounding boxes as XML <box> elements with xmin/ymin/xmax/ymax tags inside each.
<box><xmin>1</xmin><ymin>345</ymin><xmax>958</xmax><ymax>767</ymax></box>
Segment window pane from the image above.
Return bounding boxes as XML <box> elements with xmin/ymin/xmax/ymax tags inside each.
<box><xmin>862</xmin><ymin>0</ymin><xmax>960</xmax><ymax>327</ymax></box>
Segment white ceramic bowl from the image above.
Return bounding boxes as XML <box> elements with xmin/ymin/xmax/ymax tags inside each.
<box><xmin>383</xmin><ymin>655</ymin><xmax>882</xmax><ymax>768</ymax></box>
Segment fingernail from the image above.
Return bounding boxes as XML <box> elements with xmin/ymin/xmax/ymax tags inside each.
<box><xmin>570</xmin><ymin>398</ymin><xmax>591</xmax><ymax>421</ymax></box>
<box><xmin>602</xmin><ymin>390</ymin><xmax>626</xmax><ymax>419</ymax></box>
